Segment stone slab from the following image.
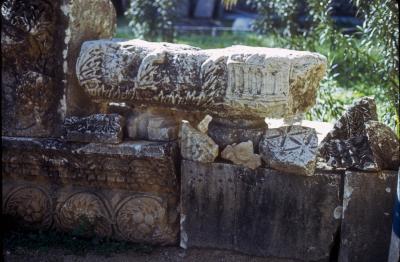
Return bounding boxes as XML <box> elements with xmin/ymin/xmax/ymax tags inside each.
<box><xmin>76</xmin><ymin>39</ymin><xmax>327</xmax><ymax>119</ymax></box>
<box><xmin>181</xmin><ymin>160</ymin><xmax>342</xmax><ymax>261</ymax></box>
<box><xmin>64</xmin><ymin>114</ymin><xmax>125</xmax><ymax>144</ymax></box>
<box><xmin>2</xmin><ymin>136</ymin><xmax>179</xmax><ymax>245</ymax></box>
<box><xmin>339</xmin><ymin>170</ymin><xmax>398</xmax><ymax>262</ymax></box>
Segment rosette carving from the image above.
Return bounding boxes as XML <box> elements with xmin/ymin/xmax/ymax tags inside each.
<box><xmin>56</xmin><ymin>192</ymin><xmax>112</xmax><ymax>237</ymax></box>
<box><xmin>4</xmin><ymin>186</ymin><xmax>52</xmax><ymax>229</ymax></box>
<box><xmin>115</xmin><ymin>195</ymin><xmax>170</xmax><ymax>243</ymax></box>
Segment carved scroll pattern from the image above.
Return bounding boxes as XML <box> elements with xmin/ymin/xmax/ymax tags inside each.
<box><xmin>4</xmin><ymin>186</ymin><xmax>52</xmax><ymax>229</ymax></box>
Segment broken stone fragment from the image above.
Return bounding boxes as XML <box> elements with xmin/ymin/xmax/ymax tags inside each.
<box><xmin>64</xmin><ymin>114</ymin><xmax>124</xmax><ymax>144</ymax></box>
<box><xmin>180</xmin><ymin>121</ymin><xmax>219</xmax><ymax>163</ymax></box>
<box><xmin>76</xmin><ymin>39</ymin><xmax>326</xmax><ymax>119</ymax></box>
<box><xmin>221</xmin><ymin>141</ymin><xmax>261</xmax><ymax>170</ymax></box>
<box><xmin>259</xmin><ymin>125</ymin><xmax>318</xmax><ymax>176</ymax></box>
<box><xmin>197</xmin><ymin>115</ymin><xmax>213</xmax><ymax>133</ymax></box>
<box><xmin>365</xmin><ymin>121</ymin><xmax>399</xmax><ymax>170</ymax></box>
<box><xmin>318</xmin><ymin>97</ymin><xmax>398</xmax><ymax>171</ymax></box>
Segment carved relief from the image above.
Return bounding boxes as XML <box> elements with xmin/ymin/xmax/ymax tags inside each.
<box><xmin>76</xmin><ymin>40</ymin><xmax>327</xmax><ymax>119</ymax></box>
<box><xmin>4</xmin><ymin>186</ymin><xmax>52</xmax><ymax>229</ymax></box>
<box><xmin>115</xmin><ymin>195</ymin><xmax>170</xmax><ymax>243</ymax></box>
<box><xmin>56</xmin><ymin>192</ymin><xmax>112</xmax><ymax>237</ymax></box>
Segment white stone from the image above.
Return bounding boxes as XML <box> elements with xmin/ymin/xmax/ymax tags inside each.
<box><xmin>221</xmin><ymin>141</ymin><xmax>261</xmax><ymax>170</ymax></box>
<box><xmin>197</xmin><ymin>115</ymin><xmax>212</xmax><ymax>133</ymax></box>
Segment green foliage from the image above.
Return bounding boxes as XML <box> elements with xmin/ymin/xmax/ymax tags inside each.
<box><xmin>125</xmin><ymin>0</ymin><xmax>175</xmax><ymax>41</ymax></box>
<box><xmin>248</xmin><ymin>0</ymin><xmax>399</xmax><ymax>135</ymax></box>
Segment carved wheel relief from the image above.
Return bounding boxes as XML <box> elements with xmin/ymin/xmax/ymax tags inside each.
<box><xmin>4</xmin><ymin>186</ymin><xmax>52</xmax><ymax>229</ymax></box>
<box><xmin>56</xmin><ymin>192</ymin><xmax>112</xmax><ymax>237</ymax></box>
<box><xmin>115</xmin><ymin>196</ymin><xmax>168</xmax><ymax>242</ymax></box>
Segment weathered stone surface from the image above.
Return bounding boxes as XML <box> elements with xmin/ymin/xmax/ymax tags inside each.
<box><xmin>221</xmin><ymin>141</ymin><xmax>261</xmax><ymax>170</ymax></box>
<box><xmin>126</xmin><ymin>110</ymin><xmax>179</xmax><ymax>142</ymax></box>
<box><xmin>339</xmin><ymin>170</ymin><xmax>397</xmax><ymax>262</ymax></box>
<box><xmin>318</xmin><ymin>97</ymin><xmax>379</xmax><ymax>170</ymax></box>
<box><xmin>64</xmin><ymin>114</ymin><xmax>124</xmax><ymax>144</ymax></box>
<box><xmin>180</xmin><ymin>121</ymin><xmax>219</xmax><ymax>163</ymax></box>
<box><xmin>2</xmin><ymin>136</ymin><xmax>179</xmax><ymax>245</ymax></box>
<box><xmin>365</xmin><ymin>121</ymin><xmax>400</xmax><ymax>170</ymax></box>
<box><xmin>197</xmin><ymin>115</ymin><xmax>213</xmax><ymax>133</ymax></box>
<box><xmin>65</xmin><ymin>0</ymin><xmax>116</xmax><ymax>117</ymax></box>
<box><xmin>76</xmin><ymin>39</ymin><xmax>327</xmax><ymax>119</ymax></box>
<box><xmin>259</xmin><ymin>125</ymin><xmax>318</xmax><ymax>176</ymax></box>
<box><xmin>181</xmin><ymin>160</ymin><xmax>342</xmax><ymax>260</ymax></box>
<box><xmin>208</xmin><ymin>118</ymin><xmax>267</xmax><ymax>149</ymax></box>
<box><xmin>1</xmin><ymin>0</ymin><xmax>116</xmax><ymax>137</ymax></box>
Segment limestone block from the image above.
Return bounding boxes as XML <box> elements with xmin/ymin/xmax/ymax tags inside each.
<box><xmin>259</xmin><ymin>125</ymin><xmax>318</xmax><ymax>176</ymax></box>
<box><xmin>221</xmin><ymin>141</ymin><xmax>261</xmax><ymax>170</ymax></box>
<box><xmin>2</xmin><ymin>137</ymin><xmax>179</xmax><ymax>245</ymax></box>
<box><xmin>208</xmin><ymin>118</ymin><xmax>267</xmax><ymax>149</ymax></box>
<box><xmin>1</xmin><ymin>0</ymin><xmax>116</xmax><ymax>137</ymax></box>
<box><xmin>76</xmin><ymin>39</ymin><xmax>327</xmax><ymax>119</ymax></box>
<box><xmin>319</xmin><ymin>97</ymin><xmax>399</xmax><ymax>171</ymax></box>
<box><xmin>339</xmin><ymin>171</ymin><xmax>398</xmax><ymax>262</ymax></box>
<box><xmin>180</xmin><ymin>121</ymin><xmax>219</xmax><ymax>163</ymax></box>
<box><xmin>64</xmin><ymin>114</ymin><xmax>124</xmax><ymax>144</ymax></box>
<box><xmin>181</xmin><ymin>160</ymin><xmax>342</xmax><ymax>260</ymax></box>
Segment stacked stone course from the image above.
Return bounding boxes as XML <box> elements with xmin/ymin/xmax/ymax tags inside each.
<box><xmin>2</xmin><ymin>1</ymin><xmax>399</xmax><ymax>261</ymax></box>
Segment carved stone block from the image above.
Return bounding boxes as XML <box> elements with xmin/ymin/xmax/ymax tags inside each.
<box><xmin>76</xmin><ymin>39</ymin><xmax>326</xmax><ymax>119</ymax></box>
<box><xmin>181</xmin><ymin>160</ymin><xmax>342</xmax><ymax>260</ymax></box>
<box><xmin>339</xmin><ymin>171</ymin><xmax>398</xmax><ymax>262</ymax></box>
<box><xmin>1</xmin><ymin>0</ymin><xmax>116</xmax><ymax>137</ymax></box>
<box><xmin>259</xmin><ymin>125</ymin><xmax>318</xmax><ymax>176</ymax></box>
<box><xmin>64</xmin><ymin>114</ymin><xmax>125</xmax><ymax>144</ymax></box>
<box><xmin>2</xmin><ymin>137</ymin><xmax>179</xmax><ymax>245</ymax></box>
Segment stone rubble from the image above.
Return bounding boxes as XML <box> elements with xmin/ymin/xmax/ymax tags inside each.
<box><xmin>221</xmin><ymin>141</ymin><xmax>261</xmax><ymax>170</ymax></box>
<box><xmin>318</xmin><ymin>97</ymin><xmax>399</xmax><ymax>171</ymax></box>
<box><xmin>180</xmin><ymin>120</ymin><xmax>219</xmax><ymax>163</ymax></box>
<box><xmin>259</xmin><ymin>125</ymin><xmax>318</xmax><ymax>176</ymax></box>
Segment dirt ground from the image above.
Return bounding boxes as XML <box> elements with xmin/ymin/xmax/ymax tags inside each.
<box><xmin>3</xmin><ymin>246</ymin><xmax>297</xmax><ymax>262</ymax></box>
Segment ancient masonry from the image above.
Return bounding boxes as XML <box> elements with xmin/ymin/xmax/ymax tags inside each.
<box><xmin>2</xmin><ymin>1</ymin><xmax>399</xmax><ymax>261</ymax></box>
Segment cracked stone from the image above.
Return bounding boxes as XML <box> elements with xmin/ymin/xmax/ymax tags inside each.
<box><xmin>221</xmin><ymin>141</ymin><xmax>261</xmax><ymax>170</ymax></box>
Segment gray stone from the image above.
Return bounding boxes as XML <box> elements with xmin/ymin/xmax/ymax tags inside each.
<box><xmin>181</xmin><ymin>160</ymin><xmax>342</xmax><ymax>260</ymax></box>
<box><xmin>221</xmin><ymin>141</ymin><xmax>261</xmax><ymax>170</ymax></box>
<box><xmin>64</xmin><ymin>114</ymin><xmax>124</xmax><ymax>144</ymax></box>
<box><xmin>259</xmin><ymin>125</ymin><xmax>318</xmax><ymax>176</ymax></box>
<box><xmin>180</xmin><ymin>121</ymin><xmax>219</xmax><ymax>163</ymax></box>
<box><xmin>339</xmin><ymin>170</ymin><xmax>398</xmax><ymax>262</ymax></box>
<box><xmin>194</xmin><ymin>0</ymin><xmax>216</xmax><ymax>18</ymax></box>
<box><xmin>365</xmin><ymin>121</ymin><xmax>399</xmax><ymax>170</ymax></box>
<box><xmin>76</xmin><ymin>39</ymin><xmax>327</xmax><ymax>119</ymax></box>
<box><xmin>2</xmin><ymin>136</ymin><xmax>179</xmax><ymax>245</ymax></box>
<box><xmin>318</xmin><ymin>97</ymin><xmax>379</xmax><ymax>170</ymax></box>
<box><xmin>208</xmin><ymin>118</ymin><xmax>267</xmax><ymax>149</ymax></box>
<box><xmin>147</xmin><ymin>117</ymin><xmax>179</xmax><ymax>141</ymax></box>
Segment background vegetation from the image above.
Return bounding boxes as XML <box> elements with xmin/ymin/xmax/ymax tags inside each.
<box><xmin>123</xmin><ymin>0</ymin><xmax>399</xmax><ymax>136</ymax></box>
